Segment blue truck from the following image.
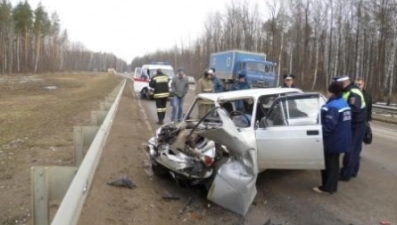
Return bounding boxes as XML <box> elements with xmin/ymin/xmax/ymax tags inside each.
<box><xmin>209</xmin><ymin>50</ymin><xmax>277</xmax><ymax>90</ymax></box>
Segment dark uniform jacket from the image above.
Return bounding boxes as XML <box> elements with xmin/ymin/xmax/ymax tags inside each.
<box><xmin>362</xmin><ymin>89</ymin><xmax>372</xmax><ymax>121</ymax></box>
<box><xmin>342</xmin><ymin>83</ymin><xmax>367</xmax><ymax>129</ymax></box>
<box><xmin>149</xmin><ymin>73</ymin><xmax>170</xmax><ymax>98</ymax></box>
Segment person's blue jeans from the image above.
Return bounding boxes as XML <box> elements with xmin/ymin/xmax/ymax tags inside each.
<box><xmin>171</xmin><ymin>96</ymin><xmax>184</xmax><ymax>121</ymax></box>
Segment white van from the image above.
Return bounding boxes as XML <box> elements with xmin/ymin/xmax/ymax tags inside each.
<box><xmin>133</xmin><ymin>62</ymin><xmax>175</xmax><ymax>100</ymax></box>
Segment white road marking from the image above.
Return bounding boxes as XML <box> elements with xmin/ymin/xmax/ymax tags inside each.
<box><xmin>128</xmin><ymin>83</ymin><xmax>154</xmax><ymax>135</ymax></box>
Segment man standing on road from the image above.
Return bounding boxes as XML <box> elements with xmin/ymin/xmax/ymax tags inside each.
<box><xmin>196</xmin><ymin>69</ymin><xmax>215</xmax><ymax>118</ymax></box>
<box><xmin>211</xmin><ymin>68</ymin><xmax>224</xmax><ymax>93</ymax></box>
<box><xmin>231</xmin><ymin>71</ymin><xmax>252</xmax><ymax>111</ymax></box>
<box><xmin>334</xmin><ymin>75</ymin><xmax>367</xmax><ymax>181</ymax></box>
<box><xmin>313</xmin><ymin>82</ymin><xmax>352</xmax><ymax>194</ymax></box>
<box><xmin>149</xmin><ymin>69</ymin><xmax>170</xmax><ymax>125</ymax></box>
<box><xmin>171</xmin><ymin>69</ymin><xmax>189</xmax><ymax>122</ymax></box>
<box><xmin>280</xmin><ymin>74</ymin><xmax>297</xmax><ymax>88</ymax></box>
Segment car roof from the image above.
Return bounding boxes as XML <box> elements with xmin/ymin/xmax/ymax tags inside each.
<box><xmin>197</xmin><ymin>88</ymin><xmax>303</xmax><ymax>101</ymax></box>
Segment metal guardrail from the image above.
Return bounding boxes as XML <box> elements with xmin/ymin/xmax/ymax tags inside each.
<box><xmin>50</xmin><ymin>80</ymin><xmax>126</xmax><ymax>225</ymax></box>
<box><xmin>31</xmin><ymin>77</ymin><xmax>126</xmax><ymax>225</ymax></box>
<box><xmin>373</xmin><ymin>104</ymin><xmax>397</xmax><ymax>115</ymax></box>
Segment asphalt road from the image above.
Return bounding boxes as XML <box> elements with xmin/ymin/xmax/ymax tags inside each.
<box><xmin>138</xmin><ymin>85</ymin><xmax>397</xmax><ymax>225</ymax></box>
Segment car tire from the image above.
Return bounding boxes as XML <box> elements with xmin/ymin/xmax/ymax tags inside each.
<box><xmin>151</xmin><ymin>159</ymin><xmax>168</xmax><ymax>176</ymax></box>
<box><xmin>140</xmin><ymin>89</ymin><xmax>147</xmax><ymax>99</ymax></box>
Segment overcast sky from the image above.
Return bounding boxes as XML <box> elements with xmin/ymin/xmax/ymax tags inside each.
<box><xmin>11</xmin><ymin>0</ymin><xmax>262</xmax><ymax>63</ymax></box>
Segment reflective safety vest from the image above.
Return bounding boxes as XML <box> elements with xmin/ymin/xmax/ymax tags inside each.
<box><xmin>149</xmin><ymin>74</ymin><xmax>170</xmax><ymax>98</ymax></box>
<box><xmin>342</xmin><ymin>88</ymin><xmax>366</xmax><ymax>109</ymax></box>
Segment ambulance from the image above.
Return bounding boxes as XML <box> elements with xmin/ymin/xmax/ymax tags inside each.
<box><xmin>133</xmin><ymin>62</ymin><xmax>175</xmax><ymax>100</ymax></box>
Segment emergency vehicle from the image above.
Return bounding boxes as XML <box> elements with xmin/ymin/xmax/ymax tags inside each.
<box><xmin>133</xmin><ymin>62</ymin><xmax>175</xmax><ymax>100</ymax></box>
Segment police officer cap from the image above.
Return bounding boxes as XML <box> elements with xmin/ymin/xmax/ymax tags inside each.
<box><xmin>333</xmin><ymin>75</ymin><xmax>350</xmax><ymax>82</ymax></box>
<box><xmin>283</xmin><ymin>74</ymin><xmax>295</xmax><ymax>80</ymax></box>
<box><xmin>177</xmin><ymin>68</ymin><xmax>184</xmax><ymax>73</ymax></box>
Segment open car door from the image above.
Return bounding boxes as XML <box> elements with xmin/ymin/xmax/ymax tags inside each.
<box><xmin>133</xmin><ymin>67</ymin><xmax>150</xmax><ymax>95</ymax></box>
<box><xmin>196</xmin><ymin>108</ymin><xmax>257</xmax><ymax>216</ymax></box>
<box><xmin>133</xmin><ymin>67</ymin><xmax>141</xmax><ymax>79</ymax></box>
<box><xmin>256</xmin><ymin>93</ymin><xmax>325</xmax><ymax>171</ymax></box>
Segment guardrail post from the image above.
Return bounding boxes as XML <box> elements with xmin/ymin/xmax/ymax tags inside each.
<box><xmin>32</xmin><ymin>167</ymin><xmax>49</xmax><ymax>225</ymax></box>
<box><xmin>31</xmin><ymin>166</ymin><xmax>77</xmax><ymax>225</ymax></box>
<box><xmin>73</xmin><ymin>126</ymin><xmax>99</xmax><ymax>167</ymax></box>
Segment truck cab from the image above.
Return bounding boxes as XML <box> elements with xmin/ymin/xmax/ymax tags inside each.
<box><xmin>133</xmin><ymin>62</ymin><xmax>175</xmax><ymax>100</ymax></box>
<box><xmin>238</xmin><ymin>59</ymin><xmax>276</xmax><ymax>88</ymax></box>
<box><xmin>209</xmin><ymin>50</ymin><xmax>277</xmax><ymax>91</ymax></box>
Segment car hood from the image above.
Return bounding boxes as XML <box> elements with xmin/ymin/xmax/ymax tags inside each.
<box><xmin>195</xmin><ymin>108</ymin><xmax>258</xmax><ymax>216</ymax></box>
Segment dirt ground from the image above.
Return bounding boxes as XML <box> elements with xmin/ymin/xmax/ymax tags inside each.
<box><xmin>0</xmin><ymin>73</ymin><xmax>121</xmax><ymax>225</ymax></box>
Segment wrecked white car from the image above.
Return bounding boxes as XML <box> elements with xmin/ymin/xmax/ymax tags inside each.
<box><xmin>147</xmin><ymin>88</ymin><xmax>326</xmax><ymax>215</ymax></box>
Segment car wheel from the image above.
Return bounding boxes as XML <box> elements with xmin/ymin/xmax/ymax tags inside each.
<box><xmin>140</xmin><ymin>89</ymin><xmax>147</xmax><ymax>99</ymax></box>
<box><xmin>151</xmin><ymin>159</ymin><xmax>168</xmax><ymax>176</ymax></box>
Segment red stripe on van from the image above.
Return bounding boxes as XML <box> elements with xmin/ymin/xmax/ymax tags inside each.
<box><xmin>133</xmin><ymin>78</ymin><xmax>149</xmax><ymax>82</ymax></box>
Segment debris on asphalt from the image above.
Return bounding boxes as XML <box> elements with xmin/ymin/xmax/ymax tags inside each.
<box><xmin>162</xmin><ymin>195</ymin><xmax>180</xmax><ymax>200</ymax></box>
<box><xmin>144</xmin><ymin>168</ymin><xmax>154</xmax><ymax>178</ymax></box>
<box><xmin>380</xmin><ymin>220</ymin><xmax>391</xmax><ymax>225</ymax></box>
<box><xmin>264</xmin><ymin>219</ymin><xmax>272</xmax><ymax>225</ymax></box>
<box><xmin>179</xmin><ymin>197</ymin><xmax>193</xmax><ymax>215</ymax></box>
<box><xmin>263</xmin><ymin>218</ymin><xmax>283</xmax><ymax>225</ymax></box>
<box><xmin>162</xmin><ymin>189</ymin><xmax>180</xmax><ymax>201</ymax></box>
<box><xmin>107</xmin><ymin>176</ymin><xmax>137</xmax><ymax>189</ymax></box>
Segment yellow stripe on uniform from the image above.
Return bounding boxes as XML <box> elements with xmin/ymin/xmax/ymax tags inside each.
<box><xmin>157</xmin><ymin>108</ymin><xmax>166</xmax><ymax>112</ymax></box>
<box><xmin>153</xmin><ymin>76</ymin><xmax>169</xmax><ymax>83</ymax></box>
<box><xmin>342</xmin><ymin>88</ymin><xmax>366</xmax><ymax>108</ymax></box>
<box><xmin>154</xmin><ymin>93</ymin><xmax>170</xmax><ymax>98</ymax></box>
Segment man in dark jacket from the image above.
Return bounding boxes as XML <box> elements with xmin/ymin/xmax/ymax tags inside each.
<box><xmin>211</xmin><ymin>68</ymin><xmax>224</xmax><ymax>93</ymax></box>
<box><xmin>334</xmin><ymin>75</ymin><xmax>367</xmax><ymax>181</ymax></box>
<box><xmin>355</xmin><ymin>78</ymin><xmax>372</xmax><ymax>122</ymax></box>
<box><xmin>280</xmin><ymin>74</ymin><xmax>297</xmax><ymax>88</ymax></box>
<box><xmin>149</xmin><ymin>69</ymin><xmax>170</xmax><ymax>125</ymax></box>
<box><xmin>313</xmin><ymin>82</ymin><xmax>352</xmax><ymax>194</ymax></box>
<box><xmin>231</xmin><ymin>72</ymin><xmax>252</xmax><ymax>111</ymax></box>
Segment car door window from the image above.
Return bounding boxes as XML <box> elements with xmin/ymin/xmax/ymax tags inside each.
<box><xmin>264</xmin><ymin>95</ymin><xmax>320</xmax><ymax>127</ymax></box>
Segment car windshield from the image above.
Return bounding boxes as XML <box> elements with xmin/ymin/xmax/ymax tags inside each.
<box><xmin>243</xmin><ymin>62</ymin><xmax>273</xmax><ymax>73</ymax></box>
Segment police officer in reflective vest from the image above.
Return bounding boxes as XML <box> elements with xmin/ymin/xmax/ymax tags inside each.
<box><xmin>333</xmin><ymin>75</ymin><xmax>367</xmax><ymax>181</ymax></box>
<box><xmin>149</xmin><ymin>69</ymin><xmax>170</xmax><ymax>125</ymax></box>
